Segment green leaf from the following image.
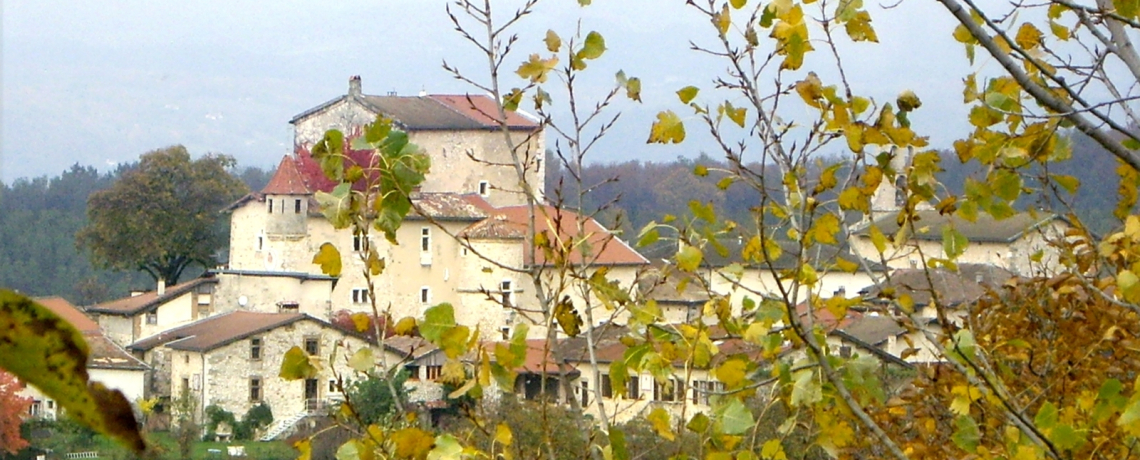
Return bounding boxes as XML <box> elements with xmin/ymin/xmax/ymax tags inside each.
<box><xmin>0</xmin><ymin>291</ymin><xmax>145</xmax><ymax>453</ymax></box>
<box><xmin>676</xmin><ymin>245</ymin><xmax>703</xmax><ymax>272</ymax></box>
<box><xmin>718</xmin><ymin>398</ymin><xmax>755</xmax><ymax>435</ymax></box>
<box><xmin>578</xmin><ymin>31</ymin><xmax>607</xmax><ymax>60</ymax></box>
<box><xmin>440</xmin><ymin>325</ymin><xmax>470</xmax><ymax>359</ymax></box>
<box><xmin>314</xmin><ymin>183</ymin><xmax>354</xmax><ymax>229</ymax></box>
<box><xmin>280</xmin><ymin>346</ymin><xmax>319</xmax><ymax>380</ymax></box>
<box><xmin>1049</xmin><ymin>423</ymin><xmax>1084</xmax><ymax>450</ymax></box>
<box><xmin>312</xmin><ymin>242</ymin><xmax>343</xmax><ymax>277</ymax></box>
<box><xmin>687</xmin><ymin>413</ymin><xmax>711</xmax><ymax>433</ymax></box>
<box><xmin>1051</xmin><ymin>174</ymin><xmax>1080</xmax><ymax>194</ymax></box>
<box><xmin>677</xmin><ymin>86</ymin><xmax>700</xmax><ymax>104</ymax></box>
<box><xmin>428</xmin><ymin>434</ymin><xmax>463</xmax><ymax>460</ymax></box>
<box><xmin>1035</xmin><ymin>401</ymin><xmax>1058</xmax><ymax>431</ymax></box>
<box><xmin>421</xmin><ymin>303</ymin><xmax>457</xmax><ymax>343</ymax></box>
<box><xmin>790</xmin><ymin>368</ymin><xmax>821</xmax><ymax>406</ymax></box>
<box><xmin>942</xmin><ymin>226</ymin><xmax>969</xmax><ymax>259</ymax></box>
<box><xmin>760</xmin><ymin>439</ymin><xmax>787</xmax><ymax>460</ymax></box>
<box><xmin>648</xmin><ymin>110</ymin><xmax>686</xmax><ymax>144</ymax></box>
<box><xmin>952</xmin><ymin>415</ymin><xmax>981</xmax><ymax>452</ymax></box>
<box><xmin>609</xmin><ymin>427</ymin><xmax>629</xmax><ymax>460</ymax></box>
<box><xmin>348</xmin><ymin>347</ymin><xmax>374</xmax><ymax>373</ymax></box>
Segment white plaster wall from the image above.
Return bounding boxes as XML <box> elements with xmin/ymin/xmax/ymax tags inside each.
<box><xmin>212</xmin><ymin>274</ymin><xmax>334</xmax><ymax>318</ymax></box>
<box><xmin>137</xmin><ymin>291</ymin><xmax>197</xmax><ymax>341</ymax></box>
<box><xmin>90</xmin><ymin>368</ymin><xmax>147</xmax><ymax>403</ymax></box>
<box><xmin>98</xmin><ymin>315</ymin><xmax>135</xmax><ymax>346</ymax></box>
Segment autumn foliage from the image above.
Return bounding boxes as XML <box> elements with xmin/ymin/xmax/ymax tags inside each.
<box><xmin>0</xmin><ymin>370</ymin><xmax>32</xmax><ymax>455</ymax></box>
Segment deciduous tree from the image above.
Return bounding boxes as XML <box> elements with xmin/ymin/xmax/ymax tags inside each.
<box><xmin>76</xmin><ymin>145</ymin><xmax>247</xmax><ymax>285</ymax></box>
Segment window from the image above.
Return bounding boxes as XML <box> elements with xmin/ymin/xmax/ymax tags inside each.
<box><xmin>420</xmin><ymin>287</ymin><xmax>431</xmax><ymax>305</ymax></box>
<box><xmin>353</xmin><ymin>233</ymin><xmax>364</xmax><ymax>252</ymax></box>
<box><xmin>304</xmin><ymin>337</ymin><xmax>320</xmax><ymax>356</ymax></box>
<box><xmin>691</xmin><ymin>380</ymin><xmax>724</xmax><ymax>406</ymax></box>
<box><xmin>257</xmin><ymin>236</ymin><xmax>264</xmax><ymax>251</ymax></box>
<box><xmin>279</xmin><ymin>301</ymin><xmax>299</xmax><ymax>312</ymax></box>
<box><xmin>145</xmin><ymin>312</ymin><xmax>157</xmax><ymax>325</ymax></box>
<box><xmin>250</xmin><ymin>378</ymin><xmax>262</xmax><ymax>402</ymax></box>
<box><xmin>250</xmin><ymin>338</ymin><xmax>262</xmax><ymax>360</ymax></box>
<box><xmin>839</xmin><ymin>345</ymin><xmax>852</xmax><ymax>359</ymax></box>
<box><xmin>654</xmin><ymin>379</ymin><xmax>685</xmax><ymax>402</ymax></box>
<box><xmin>600</xmin><ymin>373</ymin><xmax>613</xmax><ymax>398</ymax></box>
<box><xmin>406</xmin><ymin>365</ymin><xmax>421</xmax><ymax>381</ymax></box>
<box><xmin>267</xmin><ymin>199</ymin><xmax>274</xmax><ymax>213</ymax></box>
<box><xmin>294</xmin><ymin>199</ymin><xmax>302</xmax><ymax>214</ymax></box>
<box><xmin>478</xmin><ymin>181</ymin><xmax>489</xmax><ymax>196</ymax></box>
<box><xmin>46</xmin><ymin>400</ymin><xmax>54</xmax><ymax>409</ymax></box>
<box><xmin>500</xmin><ymin>327</ymin><xmax>510</xmax><ymax>340</ymax></box>
<box><xmin>352</xmin><ymin>288</ymin><xmax>370</xmax><ymax>304</ymax></box>
<box><xmin>182</xmin><ymin>378</ymin><xmax>190</xmax><ymax>394</ymax></box>
<box><xmin>580</xmin><ymin>381</ymin><xmax>589</xmax><ymax>407</ymax></box>
<box><xmin>627</xmin><ymin>376</ymin><xmax>641</xmax><ymax>400</ymax></box>
<box><xmin>329</xmin><ymin>380</ymin><xmax>337</xmax><ymax>392</ymax></box>
<box><xmin>500</xmin><ymin>280</ymin><xmax>513</xmax><ymax>309</ymax></box>
<box><xmin>421</xmin><ymin>227</ymin><xmax>430</xmax><ymax>252</ymax></box>
<box><xmin>425</xmin><ymin>365</ymin><xmax>442</xmax><ymax>381</ymax></box>
<box><xmin>183</xmin><ymin>354</ymin><xmax>189</xmax><ymax>364</ymax></box>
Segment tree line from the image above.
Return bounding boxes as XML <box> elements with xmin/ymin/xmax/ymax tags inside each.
<box><xmin>0</xmin><ymin>156</ymin><xmax>273</xmax><ymax>305</ymax></box>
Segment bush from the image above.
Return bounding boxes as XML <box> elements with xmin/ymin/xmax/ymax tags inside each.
<box><xmin>234</xmin><ymin>402</ymin><xmax>273</xmax><ymax>440</ymax></box>
<box><xmin>344</xmin><ymin>371</ymin><xmax>408</xmax><ymax>426</ymax></box>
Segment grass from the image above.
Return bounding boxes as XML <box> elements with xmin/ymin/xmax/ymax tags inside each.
<box><xmin>86</xmin><ymin>432</ymin><xmax>296</xmax><ymax>460</ymax></box>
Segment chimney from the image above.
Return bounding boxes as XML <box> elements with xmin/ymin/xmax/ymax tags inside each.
<box><xmin>348</xmin><ymin>75</ymin><xmax>362</xmax><ymax>97</ymax></box>
<box><xmin>157</xmin><ymin>279</ymin><xmax>166</xmax><ymax>297</ymax></box>
<box><xmin>834</xmin><ymin>287</ymin><xmax>846</xmax><ymax>297</ymax></box>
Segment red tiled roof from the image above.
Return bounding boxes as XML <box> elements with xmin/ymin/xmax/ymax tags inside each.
<box><xmin>461</xmin><ymin>205</ymin><xmax>649</xmax><ymax>267</ymax></box>
<box><xmin>430</xmin><ymin>94</ymin><xmax>540</xmax><ymax>130</ymax></box>
<box><xmin>35</xmin><ymin>297</ymin><xmax>100</xmax><ymax>333</ymax></box>
<box><xmin>33</xmin><ymin>297</ymin><xmax>148</xmax><ymax>371</ymax></box>
<box><xmin>87</xmin><ymin>278</ymin><xmax>217</xmax><ymax>316</ymax></box>
<box><xmin>262</xmin><ymin>155</ymin><xmax>311</xmax><ymax>195</ymax></box>
<box><xmin>128</xmin><ymin>311</ymin><xmax>308</xmax><ymax>352</ymax></box>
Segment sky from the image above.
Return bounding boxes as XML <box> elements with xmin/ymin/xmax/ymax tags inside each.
<box><xmin>1</xmin><ymin>0</ymin><xmax>972</xmax><ymax>183</ymax></box>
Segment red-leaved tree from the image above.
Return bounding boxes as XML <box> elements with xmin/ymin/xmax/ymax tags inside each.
<box><xmin>0</xmin><ymin>370</ymin><xmax>33</xmax><ymax>454</ymax></box>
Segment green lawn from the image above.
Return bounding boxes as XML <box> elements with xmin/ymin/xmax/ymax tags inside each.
<box><xmin>83</xmin><ymin>432</ymin><xmax>297</xmax><ymax>460</ymax></box>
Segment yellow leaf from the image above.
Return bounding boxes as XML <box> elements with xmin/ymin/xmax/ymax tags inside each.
<box><xmin>352</xmin><ymin>312</ymin><xmax>372</xmax><ymax>332</ymax></box>
<box><xmin>716</xmin><ymin>3</ymin><xmax>732</xmax><ymax>35</ymax></box>
<box><xmin>677</xmin><ymin>86</ymin><xmax>700</xmax><ymax>104</ymax></box>
<box><xmin>544</xmin><ymin>29</ymin><xmax>561</xmax><ymax>52</ymax></box>
<box><xmin>295</xmin><ymin>439</ymin><xmax>312</xmax><ymax>460</ymax></box>
<box><xmin>795</xmin><ymin>72</ymin><xmax>824</xmax><ymax>108</ymax></box>
<box><xmin>312</xmin><ymin>242</ymin><xmax>343</xmax><ymax>277</ymax></box>
<box><xmin>896</xmin><ymin>90</ymin><xmax>921</xmax><ymax>111</ymax></box>
<box><xmin>280</xmin><ymin>346</ymin><xmax>320</xmax><ymax>380</ymax></box>
<box><xmin>1015</xmin><ymin>22</ymin><xmax>1043</xmax><ymax>50</ymax></box>
<box><xmin>495</xmin><ymin>423</ymin><xmax>514</xmax><ymax>446</ymax></box>
<box><xmin>349</xmin><ymin>347</ymin><xmax>374</xmax><ymax>373</ymax></box>
<box><xmin>716</xmin><ymin>357</ymin><xmax>749</xmax><ymax>389</ymax></box>
<box><xmin>869</xmin><ymin>225</ymin><xmax>888</xmax><ymax>254</ymax></box>
<box><xmin>394</xmin><ymin>316</ymin><xmax>418</xmax><ymax>336</ymax></box>
<box><xmin>555</xmin><ymin>296</ymin><xmax>583</xmax><ymax>337</ymax></box>
<box><xmin>844</xmin><ymin>10</ymin><xmax>878</xmax><ymax>42</ymax></box>
<box><xmin>516</xmin><ymin>54</ymin><xmax>559</xmax><ymax>83</ymax></box>
<box><xmin>647</xmin><ymin>110</ymin><xmax>686</xmax><ymax>144</ymax></box>
<box><xmin>647</xmin><ymin>408</ymin><xmax>675</xmax><ymax>441</ymax></box>
<box><xmin>1049</xmin><ymin>20</ymin><xmax>1070</xmax><ymax>41</ymax></box>
<box><xmin>392</xmin><ymin>427</ymin><xmax>435</xmax><ymax>460</ymax></box>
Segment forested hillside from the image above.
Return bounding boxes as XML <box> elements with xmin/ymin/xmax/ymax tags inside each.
<box><xmin>0</xmin><ymin>163</ymin><xmax>273</xmax><ymax>305</ymax></box>
<box><xmin>553</xmin><ymin>130</ymin><xmax>1125</xmax><ymax>237</ymax></box>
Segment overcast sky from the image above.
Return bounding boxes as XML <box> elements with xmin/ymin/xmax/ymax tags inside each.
<box><xmin>1</xmin><ymin>0</ymin><xmax>970</xmax><ymax>183</ymax></box>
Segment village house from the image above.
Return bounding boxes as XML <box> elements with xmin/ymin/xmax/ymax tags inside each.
<box><xmin>125</xmin><ymin>311</ymin><xmax>394</xmax><ymax>434</ymax></box>
<box><xmin>86</xmin><ymin>277</ymin><xmax>218</xmax><ymax>346</ymax></box>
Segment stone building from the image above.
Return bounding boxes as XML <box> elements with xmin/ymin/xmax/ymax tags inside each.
<box><xmin>126</xmin><ymin>311</ymin><xmax>391</xmax><ymax>424</ymax></box>
<box><xmin>289</xmin><ymin>76</ymin><xmax>545</xmax><ymax>208</ymax></box>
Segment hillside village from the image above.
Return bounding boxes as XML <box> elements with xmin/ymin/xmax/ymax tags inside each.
<box><xmin>18</xmin><ymin>76</ymin><xmax>1072</xmax><ymax>442</ymax></box>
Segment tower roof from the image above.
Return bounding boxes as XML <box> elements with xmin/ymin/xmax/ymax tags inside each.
<box><xmin>261</xmin><ymin>155</ymin><xmax>311</xmax><ymax>195</ymax></box>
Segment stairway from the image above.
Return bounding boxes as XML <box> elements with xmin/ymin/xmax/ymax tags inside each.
<box><xmin>259</xmin><ymin>411</ymin><xmax>308</xmax><ymax>441</ymax></box>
